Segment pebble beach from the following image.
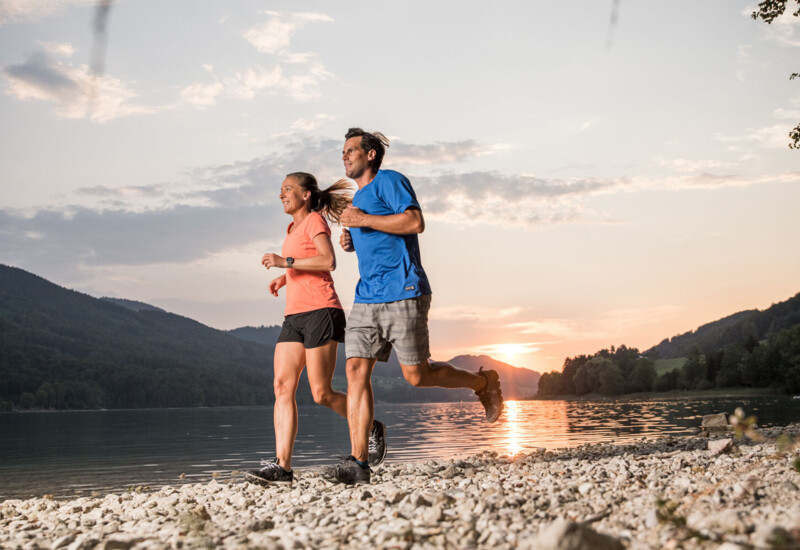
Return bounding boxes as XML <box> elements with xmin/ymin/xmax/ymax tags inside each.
<box><xmin>2</xmin><ymin>424</ymin><xmax>800</xmax><ymax>550</ymax></box>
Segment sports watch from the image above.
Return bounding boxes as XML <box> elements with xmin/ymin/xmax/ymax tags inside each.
<box><xmin>286</xmin><ymin>257</ymin><xmax>294</xmax><ymax>269</ymax></box>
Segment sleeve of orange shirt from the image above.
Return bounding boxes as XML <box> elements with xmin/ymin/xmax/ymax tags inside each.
<box><xmin>305</xmin><ymin>211</ymin><xmax>331</xmax><ymax>241</ymax></box>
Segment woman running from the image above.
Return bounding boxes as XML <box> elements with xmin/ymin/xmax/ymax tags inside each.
<box><xmin>246</xmin><ymin>172</ymin><xmax>386</xmax><ymax>483</ymax></box>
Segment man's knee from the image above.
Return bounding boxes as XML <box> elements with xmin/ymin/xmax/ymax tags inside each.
<box><xmin>402</xmin><ymin>363</ymin><xmax>429</xmax><ymax>387</ymax></box>
<box><xmin>346</xmin><ymin>358</ymin><xmax>372</xmax><ymax>381</ymax></box>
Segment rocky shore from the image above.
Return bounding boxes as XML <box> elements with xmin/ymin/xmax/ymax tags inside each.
<box><xmin>2</xmin><ymin>424</ymin><xmax>800</xmax><ymax>550</ymax></box>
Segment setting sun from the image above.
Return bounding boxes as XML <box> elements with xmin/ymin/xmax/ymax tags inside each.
<box><xmin>484</xmin><ymin>343</ymin><xmax>541</xmax><ymax>363</ymax></box>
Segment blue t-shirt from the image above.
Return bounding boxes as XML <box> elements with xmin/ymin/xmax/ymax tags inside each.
<box><xmin>350</xmin><ymin>170</ymin><xmax>432</xmax><ymax>304</ymax></box>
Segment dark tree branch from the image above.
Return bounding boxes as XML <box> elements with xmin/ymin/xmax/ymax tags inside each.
<box><xmin>751</xmin><ymin>0</ymin><xmax>800</xmax><ymax>148</ymax></box>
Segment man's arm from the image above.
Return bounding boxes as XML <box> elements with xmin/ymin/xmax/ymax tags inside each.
<box><xmin>339</xmin><ymin>206</ymin><xmax>424</xmax><ymax>235</ymax></box>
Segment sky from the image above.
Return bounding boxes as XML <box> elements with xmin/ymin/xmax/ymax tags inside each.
<box><xmin>1</xmin><ymin>0</ymin><xmax>799</xmax><ymax>373</ymax></box>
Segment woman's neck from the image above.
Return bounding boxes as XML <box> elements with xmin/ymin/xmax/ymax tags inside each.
<box><xmin>290</xmin><ymin>207</ymin><xmax>311</xmax><ymax>227</ymax></box>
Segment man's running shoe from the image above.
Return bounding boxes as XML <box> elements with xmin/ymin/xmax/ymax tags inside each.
<box><xmin>245</xmin><ymin>459</ymin><xmax>293</xmax><ymax>484</ymax></box>
<box><xmin>368</xmin><ymin>419</ymin><xmax>387</xmax><ymax>467</ymax></box>
<box><xmin>322</xmin><ymin>455</ymin><xmax>371</xmax><ymax>485</ymax></box>
<box><xmin>475</xmin><ymin>367</ymin><xmax>504</xmax><ymax>422</ymax></box>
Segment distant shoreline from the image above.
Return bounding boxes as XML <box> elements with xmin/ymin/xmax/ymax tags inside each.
<box><xmin>531</xmin><ymin>386</ymin><xmax>783</xmax><ymax>402</ymax></box>
<box><xmin>2</xmin><ymin>388</ymin><xmax>790</xmax><ymax>413</ymax></box>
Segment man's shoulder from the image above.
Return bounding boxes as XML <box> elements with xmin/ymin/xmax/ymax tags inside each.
<box><xmin>375</xmin><ymin>169</ymin><xmax>410</xmax><ymax>185</ymax></box>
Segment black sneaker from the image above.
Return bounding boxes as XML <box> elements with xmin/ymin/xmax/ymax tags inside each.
<box><xmin>322</xmin><ymin>455</ymin><xmax>370</xmax><ymax>485</ymax></box>
<box><xmin>475</xmin><ymin>367</ymin><xmax>503</xmax><ymax>422</ymax></box>
<box><xmin>245</xmin><ymin>459</ymin><xmax>293</xmax><ymax>484</ymax></box>
<box><xmin>369</xmin><ymin>420</ymin><xmax>387</xmax><ymax>467</ymax></box>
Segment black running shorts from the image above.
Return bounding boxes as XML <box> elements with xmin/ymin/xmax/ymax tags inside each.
<box><xmin>277</xmin><ymin>307</ymin><xmax>345</xmax><ymax>349</ymax></box>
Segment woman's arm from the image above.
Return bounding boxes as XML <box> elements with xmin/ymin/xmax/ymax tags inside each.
<box><xmin>261</xmin><ymin>232</ymin><xmax>337</xmax><ymax>272</ymax></box>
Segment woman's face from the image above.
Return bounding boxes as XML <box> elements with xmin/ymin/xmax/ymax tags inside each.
<box><xmin>280</xmin><ymin>176</ymin><xmax>309</xmax><ymax>215</ymax></box>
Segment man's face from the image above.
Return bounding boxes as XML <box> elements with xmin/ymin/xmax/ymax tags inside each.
<box><xmin>342</xmin><ymin>136</ymin><xmax>373</xmax><ymax>179</ymax></box>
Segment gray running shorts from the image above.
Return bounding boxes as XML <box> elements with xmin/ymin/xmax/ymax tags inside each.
<box><xmin>345</xmin><ymin>294</ymin><xmax>432</xmax><ymax>365</ymax></box>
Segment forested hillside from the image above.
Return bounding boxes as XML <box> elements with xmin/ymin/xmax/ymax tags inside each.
<box><xmin>538</xmin><ymin>292</ymin><xmax>800</xmax><ymax>397</ymax></box>
<box><xmin>645</xmin><ymin>293</ymin><xmax>800</xmax><ymax>359</ymax></box>
<box><xmin>0</xmin><ymin>265</ymin><xmax>281</xmax><ymax>410</ymax></box>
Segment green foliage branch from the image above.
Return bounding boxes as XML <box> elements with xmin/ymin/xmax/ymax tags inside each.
<box><xmin>751</xmin><ymin>0</ymin><xmax>800</xmax><ymax>148</ymax></box>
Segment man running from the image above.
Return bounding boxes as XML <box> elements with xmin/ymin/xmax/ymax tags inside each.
<box><xmin>323</xmin><ymin>128</ymin><xmax>504</xmax><ymax>484</ymax></box>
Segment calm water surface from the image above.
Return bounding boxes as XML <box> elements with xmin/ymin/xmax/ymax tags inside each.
<box><xmin>1</xmin><ymin>397</ymin><xmax>798</xmax><ymax>500</ymax></box>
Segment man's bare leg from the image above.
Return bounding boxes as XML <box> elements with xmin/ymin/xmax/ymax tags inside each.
<box><xmin>399</xmin><ymin>359</ymin><xmax>503</xmax><ymax>423</ymax></box>
<box><xmin>399</xmin><ymin>359</ymin><xmax>486</xmax><ymax>391</ymax></box>
<box><xmin>346</xmin><ymin>356</ymin><xmax>377</xmax><ymax>462</ymax></box>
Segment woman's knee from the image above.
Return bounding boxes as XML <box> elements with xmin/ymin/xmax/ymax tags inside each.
<box><xmin>273</xmin><ymin>378</ymin><xmax>297</xmax><ymax>400</ymax></box>
<box><xmin>311</xmin><ymin>387</ymin><xmax>334</xmax><ymax>406</ymax></box>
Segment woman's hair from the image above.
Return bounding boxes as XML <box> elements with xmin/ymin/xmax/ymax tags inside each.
<box><xmin>286</xmin><ymin>172</ymin><xmax>353</xmax><ymax>224</ymax></box>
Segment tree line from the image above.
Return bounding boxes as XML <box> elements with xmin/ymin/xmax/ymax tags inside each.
<box><xmin>537</xmin><ymin>323</ymin><xmax>800</xmax><ymax>397</ymax></box>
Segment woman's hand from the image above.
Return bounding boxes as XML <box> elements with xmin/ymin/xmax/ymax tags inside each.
<box><xmin>269</xmin><ymin>275</ymin><xmax>286</xmax><ymax>297</ymax></box>
<box><xmin>262</xmin><ymin>253</ymin><xmax>286</xmax><ymax>269</ymax></box>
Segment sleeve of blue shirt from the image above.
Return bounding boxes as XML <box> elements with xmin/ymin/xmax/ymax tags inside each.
<box><xmin>376</xmin><ymin>171</ymin><xmax>421</xmax><ymax>214</ymax></box>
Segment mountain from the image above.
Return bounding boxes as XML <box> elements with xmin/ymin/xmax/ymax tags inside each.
<box><xmin>101</xmin><ymin>297</ymin><xmax>165</xmax><ymax>313</ymax></box>
<box><xmin>645</xmin><ymin>292</ymin><xmax>800</xmax><ymax>359</ymax></box>
<box><xmin>447</xmin><ymin>355</ymin><xmax>540</xmax><ymax>399</ymax></box>
<box><xmin>0</xmin><ymin>264</ymin><xmax>284</xmax><ymax>410</ymax></box>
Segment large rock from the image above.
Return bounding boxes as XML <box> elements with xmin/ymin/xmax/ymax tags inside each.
<box><xmin>707</xmin><ymin>438</ymin><xmax>735</xmax><ymax>456</ymax></box>
<box><xmin>701</xmin><ymin>413</ymin><xmax>731</xmax><ymax>431</ymax></box>
<box><xmin>535</xmin><ymin>518</ymin><xmax>625</xmax><ymax>550</ymax></box>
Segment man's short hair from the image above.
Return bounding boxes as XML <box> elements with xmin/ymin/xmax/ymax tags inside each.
<box><xmin>345</xmin><ymin>128</ymin><xmax>390</xmax><ymax>171</ymax></box>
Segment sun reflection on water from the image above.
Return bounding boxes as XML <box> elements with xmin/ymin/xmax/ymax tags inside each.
<box><xmin>503</xmin><ymin>400</ymin><xmax>522</xmax><ymax>457</ymax></box>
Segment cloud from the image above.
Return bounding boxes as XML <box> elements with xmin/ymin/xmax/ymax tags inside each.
<box><xmin>429</xmin><ymin>305</ymin><xmax>523</xmax><ymax>322</ymax></box>
<box><xmin>243</xmin><ymin>11</ymin><xmax>333</xmax><ymax>55</ymax></box>
<box><xmin>179</xmin><ymin>54</ymin><xmax>334</xmax><ymax>107</ymax></box>
<box><xmin>0</xmin><ymin>0</ymin><xmax>94</xmax><ymax>26</ymax></box>
<box><xmin>735</xmin><ymin>44</ymin><xmax>753</xmax><ymax>82</ymax></box>
<box><xmin>506</xmin><ymin>305</ymin><xmax>683</xmax><ymax>343</ymax></box>
<box><xmin>390</xmin><ymin>140</ymin><xmax>492</xmax><ymax>165</ymax></box>
<box><xmin>0</xmin><ymin>203</ymin><xmax>284</xmax><ymax>274</ymax></box>
<box><xmin>39</xmin><ymin>41</ymin><xmax>76</xmax><ymax>57</ymax></box>
<box><xmin>291</xmin><ymin>114</ymin><xmax>335</xmax><ymax>131</ymax></box>
<box><xmin>653</xmin><ymin>157</ymin><xmax>735</xmax><ymax>174</ymax></box>
<box><xmin>180</xmin><ymin>65</ymin><xmax>324</xmax><ymax>108</ymax></box>
<box><xmin>766</xmin><ymin>11</ymin><xmax>800</xmax><ymax>47</ymax></box>
<box><xmin>412</xmin><ymin>171</ymin><xmax>629</xmax><ymax>226</ymax></box>
<box><xmin>172</xmin><ymin>11</ymin><xmax>336</xmax><ymax>105</ymax></box>
<box><xmin>4</xmin><ymin>134</ymin><xmax>797</xmax><ymax>278</ymax></box>
<box><xmin>179</xmin><ymin>81</ymin><xmax>224</xmax><ymax>109</ymax></box>
<box><xmin>471</xmin><ymin>342</ymin><xmax>544</xmax><ymax>356</ymax></box>
<box><xmin>2</xmin><ymin>50</ymin><xmax>157</xmax><ymax>122</ymax></box>
<box><xmin>715</xmin><ymin>122</ymin><xmax>798</xmax><ymax>150</ymax></box>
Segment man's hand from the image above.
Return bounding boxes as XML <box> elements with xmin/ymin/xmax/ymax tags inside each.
<box><xmin>340</xmin><ymin>206</ymin><xmax>369</xmax><ymax>228</ymax></box>
<box><xmin>262</xmin><ymin>253</ymin><xmax>286</xmax><ymax>269</ymax></box>
<box><xmin>339</xmin><ymin>228</ymin><xmax>354</xmax><ymax>252</ymax></box>
<box><xmin>268</xmin><ymin>275</ymin><xmax>286</xmax><ymax>297</ymax></box>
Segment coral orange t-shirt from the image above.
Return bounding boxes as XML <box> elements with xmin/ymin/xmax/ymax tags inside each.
<box><xmin>281</xmin><ymin>211</ymin><xmax>342</xmax><ymax>315</ymax></box>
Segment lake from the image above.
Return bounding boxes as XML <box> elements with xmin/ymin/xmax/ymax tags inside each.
<box><xmin>1</xmin><ymin>396</ymin><xmax>799</xmax><ymax>500</ymax></box>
